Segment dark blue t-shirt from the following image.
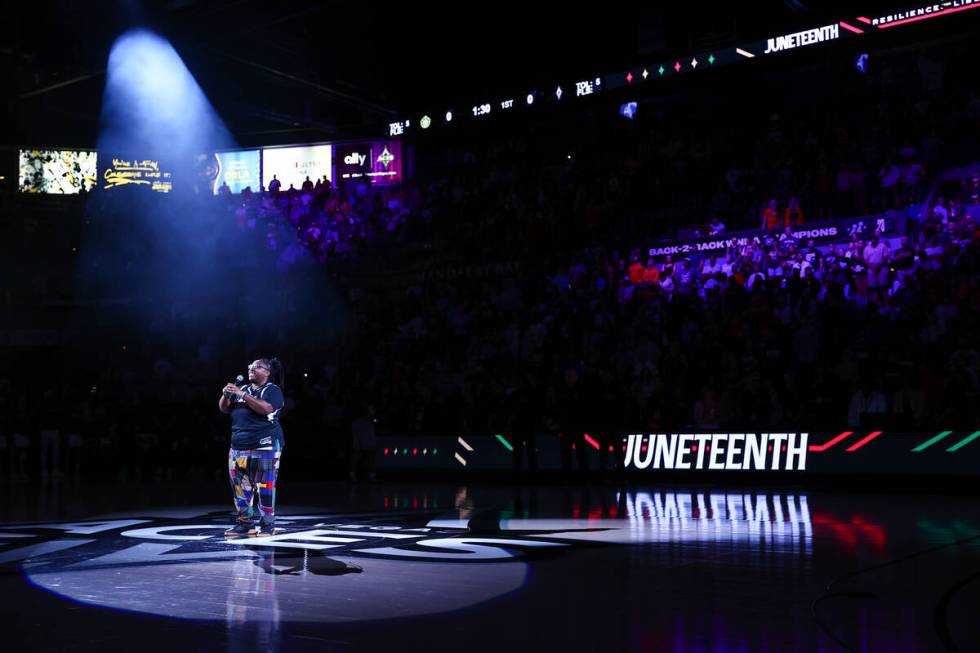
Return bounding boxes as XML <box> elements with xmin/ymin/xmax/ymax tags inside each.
<box><xmin>230</xmin><ymin>383</ymin><xmax>285</xmax><ymax>449</ymax></box>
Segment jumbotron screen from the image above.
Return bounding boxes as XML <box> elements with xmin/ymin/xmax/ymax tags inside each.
<box><xmin>19</xmin><ymin>149</ymin><xmax>98</xmax><ymax>194</ymax></box>
<box><xmin>213</xmin><ymin>149</ymin><xmax>260</xmax><ymax>194</ymax></box>
<box><xmin>335</xmin><ymin>141</ymin><xmax>402</xmax><ymax>185</ymax></box>
<box><xmin>99</xmin><ymin>155</ymin><xmax>174</xmax><ymax>193</ymax></box>
<box><xmin>261</xmin><ymin>144</ymin><xmax>332</xmax><ymax>191</ymax></box>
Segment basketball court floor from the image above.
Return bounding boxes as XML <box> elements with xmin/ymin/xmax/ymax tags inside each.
<box><xmin>3</xmin><ymin>480</ymin><xmax>979</xmax><ymax>652</ymax></box>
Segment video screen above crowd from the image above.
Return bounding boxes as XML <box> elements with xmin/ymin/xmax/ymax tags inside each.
<box><xmin>15</xmin><ymin>139</ymin><xmax>403</xmax><ymax>196</ymax></box>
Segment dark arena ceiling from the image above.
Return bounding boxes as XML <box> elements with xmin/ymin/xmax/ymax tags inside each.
<box><xmin>0</xmin><ymin>0</ymin><xmax>957</xmax><ymax>149</ymax></box>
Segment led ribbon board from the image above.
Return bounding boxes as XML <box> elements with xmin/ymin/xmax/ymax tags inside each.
<box><xmin>388</xmin><ymin>1</ymin><xmax>980</xmax><ymax>135</ymax></box>
<box><xmin>381</xmin><ymin>431</ymin><xmax>980</xmax><ymax>475</ymax></box>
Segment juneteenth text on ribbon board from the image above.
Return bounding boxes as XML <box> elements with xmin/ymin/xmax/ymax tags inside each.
<box><xmin>624</xmin><ymin>433</ymin><xmax>809</xmax><ymax>471</ymax></box>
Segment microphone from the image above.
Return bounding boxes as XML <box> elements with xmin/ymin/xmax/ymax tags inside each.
<box><xmin>224</xmin><ymin>375</ymin><xmax>246</xmax><ymax>400</ymax></box>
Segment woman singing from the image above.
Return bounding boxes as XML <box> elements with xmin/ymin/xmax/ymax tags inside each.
<box><xmin>219</xmin><ymin>357</ymin><xmax>285</xmax><ymax>537</ymax></box>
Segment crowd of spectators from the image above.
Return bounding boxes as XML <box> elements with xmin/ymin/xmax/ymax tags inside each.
<box><xmin>6</xmin><ymin>188</ymin><xmax>977</xmax><ymax>481</ymax></box>
<box><xmin>215</xmin><ymin>174</ymin><xmax>431</xmax><ymax>268</ymax></box>
<box><xmin>336</xmin><ymin>197</ymin><xmax>978</xmax><ymax>442</ymax></box>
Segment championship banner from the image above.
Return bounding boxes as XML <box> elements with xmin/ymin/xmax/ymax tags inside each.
<box><xmin>647</xmin><ymin>214</ymin><xmax>900</xmax><ymax>260</ymax></box>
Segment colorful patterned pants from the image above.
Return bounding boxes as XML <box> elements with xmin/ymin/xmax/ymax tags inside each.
<box><xmin>228</xmin><ymin>445</ymin><xmax>282</xmax><ymax>526</ymax></box>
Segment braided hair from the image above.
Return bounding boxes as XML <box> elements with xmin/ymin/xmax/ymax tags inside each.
<box><xmin>260</xmin><ymin>357</ymin><xmax>285</xmax><ymax>389</ymax></box>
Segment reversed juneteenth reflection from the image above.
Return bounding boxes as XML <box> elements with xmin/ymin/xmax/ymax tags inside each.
<box><xmin>499</xmin><ymin>491</ymin><xmax>813</xmax><ymax>557</ymax></box>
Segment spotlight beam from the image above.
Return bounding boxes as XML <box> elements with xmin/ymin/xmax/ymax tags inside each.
<box><xmin>98</xmin><ymin>29</ymin><xmax>235</xmax><ymax>164</ymax></box>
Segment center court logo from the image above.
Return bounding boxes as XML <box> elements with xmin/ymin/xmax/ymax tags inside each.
<box><xmin>1</xmin><ymin>511</ymin><xmax>574</xmax><ymax>623</ymax></box>
<box><xmin>1</xmin><ymin>497</ymin><xmax>813</xmax><ymax>622</ymax></box>
<box><xmin>0</xmin><ymin>513</ymin><xmax>572</xmax><ymax>569</ymax></box>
